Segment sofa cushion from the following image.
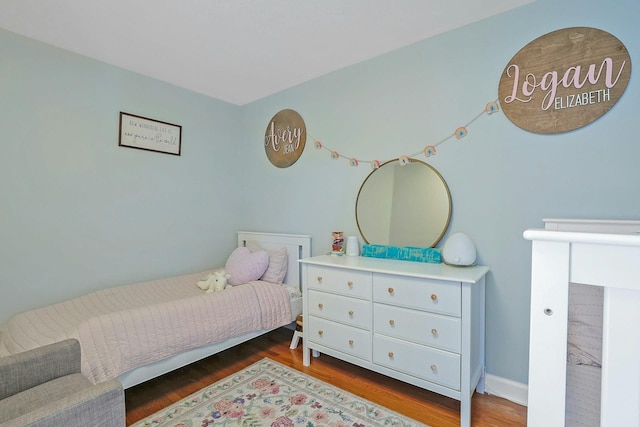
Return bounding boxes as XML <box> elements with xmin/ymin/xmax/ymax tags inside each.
<box><xmin>0</xmin><ymin>373</ymin><xmax>92</xmax><ymax>423</ymax></box>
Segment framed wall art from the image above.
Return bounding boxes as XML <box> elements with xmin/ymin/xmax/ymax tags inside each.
<box><xmin>119</xmin><ymin>112</ymin><xmax>182</xmax><ymax>156</ymax></box>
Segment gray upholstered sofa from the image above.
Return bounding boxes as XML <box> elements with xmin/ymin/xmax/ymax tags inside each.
<box><xmin>0</xmin><ymin>339</ymin><xmax>125</xmax><ymax>427</ymax></box>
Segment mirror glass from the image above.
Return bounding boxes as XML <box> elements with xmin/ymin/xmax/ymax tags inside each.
<box><xmin>355</xmin><ymin>159</ymin><xmax>451</xmax><ymax>247</ymax></box>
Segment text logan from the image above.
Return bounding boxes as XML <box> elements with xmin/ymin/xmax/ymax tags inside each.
<box><xmin>503</xmin><ymin>57</ymin><xmax>627</xmax><ymax>111</ymax></box>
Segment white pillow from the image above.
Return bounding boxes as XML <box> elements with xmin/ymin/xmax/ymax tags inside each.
<box><xmin>247</xmin><ymin>242</ymin><xmax>288</xmax><ymax>284</ymax></box>
<box><xmin>225</xmin><ymin>247</ymin><xmax>269</xmax><ymax>286</ymax></box>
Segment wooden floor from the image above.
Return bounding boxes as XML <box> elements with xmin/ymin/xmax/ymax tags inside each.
<box><xmin>125</xmin><ymin>327</ymin><xmax>526</xmax><ymax>426</ymax></box>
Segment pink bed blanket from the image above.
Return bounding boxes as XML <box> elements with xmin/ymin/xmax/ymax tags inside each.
<box><xmin>0</xmin><ymin>271</ymin><xmax>292</xmax><ymax>383</ymax></box>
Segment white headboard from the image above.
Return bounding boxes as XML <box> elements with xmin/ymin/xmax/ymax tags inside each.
<box><xmin>237</xmin><ymin>231</ymin><xmax>311</xmax><ymax>289</ymax></box>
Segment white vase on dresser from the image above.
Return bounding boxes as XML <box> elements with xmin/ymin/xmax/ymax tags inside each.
<box><xmin>299</xmin><ymin>254</ymin><xmax>489</xmax><ymax>427</ymax></box>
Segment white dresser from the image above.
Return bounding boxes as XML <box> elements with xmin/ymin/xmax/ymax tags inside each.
<box><xmin>299</xmin><ymin>255</ymin><xmax>489</xmax><ymax>427</ymax></box>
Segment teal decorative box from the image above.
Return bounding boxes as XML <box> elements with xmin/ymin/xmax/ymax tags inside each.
<box><xmin>360</xmin><ymin>244</ymin><xmax>441</xmax><ymax>263</ymax></box>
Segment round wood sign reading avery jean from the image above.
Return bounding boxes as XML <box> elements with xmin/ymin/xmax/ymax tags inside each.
<box><xmin>264</xmin><ymin>109</ymin><xmax>306</xmax><ymax>168</ymax></box>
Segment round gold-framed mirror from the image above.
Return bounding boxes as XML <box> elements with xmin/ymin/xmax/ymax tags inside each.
<box><xmin>355</xmin><ymin>159</ymin><xmax>452</xmax><ymax>248</ymax></box>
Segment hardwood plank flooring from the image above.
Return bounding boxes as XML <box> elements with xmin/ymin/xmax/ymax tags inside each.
<box><xmin>125</xmin><ymin>327</ymin><xmax>526</xmax><ymax>426</ymax></box>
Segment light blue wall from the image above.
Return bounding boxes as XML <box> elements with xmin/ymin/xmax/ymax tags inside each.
<box><xmin>1</xmin><ymin>0</ymin><xmax>638</xmax><ymax>387</ymax></box>
<box><xmin>0</xmin><ymin>30</ymin><xmax>243</xmax><ymax>324</ymax></box>
<box><xmin>238</xmin><ymin>0</ymin><xmax>640</xmax><ymax>385</ymax></box>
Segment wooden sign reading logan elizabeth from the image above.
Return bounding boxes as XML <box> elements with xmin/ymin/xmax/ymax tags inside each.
<box><xmin>498</xmin><ymin>27</ymin><xmax>631</xmax><ymax>134</ymax></box>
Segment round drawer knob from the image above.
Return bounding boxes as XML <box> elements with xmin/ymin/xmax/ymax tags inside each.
<box><xmin>431</xmin><ymin>328</ymin><xmax>438</xmax><ymax>336</ymax></box>
<box><xmin>318</xmin><ymin>330</ymin><xmax>324</xmax><ymax>336</ymax></box>
<box><xmin>347</xmin><ymin>281</ymin><xmax>354</xmax><ymax>287</ymax></box>
<box><xmin>430</xmin><ymin>294</ymin><xmax>438</xmax><ymax>302</ymax></box>
<box><xmin>388</xmin><ymin>287</ymin><xmax>394</xmax><ymax>294</ymax></box>
<box><xmin>388</xmin><ymin>352</ymin><xmax>394</xmax><ymax>358</ymax></box>
<box><xmin>318</xmin><ymin>303</ymin><xmax>324</xmax><ymax>309</ymax></box>
<box><xmin>317</xmin><ymin>276</ymin><xmax>323</xmax><ymax>283</ymax></box>
<box><xmin>389</xmin><ymin>319</ymin><xmax>395</xmax><ymax>326</ymax></box>
<box><xmin>348</xmin><ymin>340</ymin><xmax>354</xmax><ymax>346</ymax></box>
<box><xmin>348</xmin><ymin>310</ymin><xmax>354</xmax><ymax>316</ymax></box>
<box><xmin>430</xmin><ymin>364</ymin><xmax>437</xmax><ymax>372</ymax></box>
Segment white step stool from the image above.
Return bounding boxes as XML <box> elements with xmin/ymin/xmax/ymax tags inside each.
<box><xmin>290</xmin><ymin>314</ymin><xmax>303</xmax><ymax>349</ymax></box>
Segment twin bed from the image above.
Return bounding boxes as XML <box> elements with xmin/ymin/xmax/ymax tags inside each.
<box><xmin>0</xmin><ymin>231</ymin><xmax>311</xmax><ymax>389</ymax></box>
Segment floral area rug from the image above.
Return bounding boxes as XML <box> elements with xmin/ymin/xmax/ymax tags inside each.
<box><xmin>132</xmin><ymin>358</ymin><xmax>429</xmax><ymax>427</ymax></box>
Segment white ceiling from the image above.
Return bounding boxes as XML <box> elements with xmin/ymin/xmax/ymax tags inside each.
<box><xmin>0</xmin><ymin>0</ymin><xmax>533</xmax><ymax>105</ymax></box>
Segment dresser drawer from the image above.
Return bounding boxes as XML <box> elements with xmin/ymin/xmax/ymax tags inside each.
<box><xmin>308</xmin><ymin>316</ymin><xmax>371</xmax><ymax>361</ymax></box>
<box><xmin>307</xmin><ymin>265</ymin><xmax>371</xmax><ymax>299</ymax></box>
<box><xmin>373</xmin><ymin>334</ymin><xmax>460</xmax><ymax>390</ymax></box>
<box><xmin>373</xmin><ymin>303</ymin><xmax>461</xmax><ymax>353</ymax></box>
<box><xmin>308</xmin><ymin>290</ymin><xmax>371</xmax><ymax>329</ymax></box>
<box><xmin>373</xmin><ymin>273</ymin><xmax>461</xmax><ymax>316</ymax></box>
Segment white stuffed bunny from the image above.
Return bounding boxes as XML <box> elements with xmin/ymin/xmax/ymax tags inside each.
<box><xmin>197</xmin><ymin>270</ymin><xmax>231</xmax><ymax>293</ymax></box>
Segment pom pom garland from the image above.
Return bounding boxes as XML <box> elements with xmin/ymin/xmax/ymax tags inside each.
<box><xmin>310</xmin><ymin>99</ymin><xmax>499</xmax><ymax>167</ymax></box>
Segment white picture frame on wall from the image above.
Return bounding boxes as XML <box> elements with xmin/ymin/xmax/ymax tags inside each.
<box><xmin>119</xmin><ymin>112</ymin><xmax>182</xmax><ymax>156</ymax></box>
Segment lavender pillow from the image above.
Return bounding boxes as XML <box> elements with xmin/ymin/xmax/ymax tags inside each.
<box><xmin>225</xmin><ymin>247</ymin><xmax>269</xmax><ymax>286</ymax></box>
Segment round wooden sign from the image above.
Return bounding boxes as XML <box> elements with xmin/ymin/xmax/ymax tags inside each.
<box><xmin>264</xmin><ymin>109</ymin><xmax>306</xmax><ymax>168</ymax></box>
<box><xmin>498</xmin><ymin>27</ymin><xmax>631</xmax><ymax>134</ymax></box>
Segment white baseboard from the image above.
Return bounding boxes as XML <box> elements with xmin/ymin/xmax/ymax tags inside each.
<box><xmin>484</xmin><ymin>374</ymin><xmax>528</xmax><ymax>407</ymax></box>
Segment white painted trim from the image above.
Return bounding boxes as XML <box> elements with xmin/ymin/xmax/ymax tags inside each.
<box><xmin>484</xmin><ymin>373</ymin><xmax>528</xmax><ymax>407</ymax></box>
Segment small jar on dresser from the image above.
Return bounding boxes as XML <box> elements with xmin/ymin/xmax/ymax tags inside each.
<box><xmin>299</xmin><ymin>254</ymin><xmax>489</xmax><ymax>427</ymax></box>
